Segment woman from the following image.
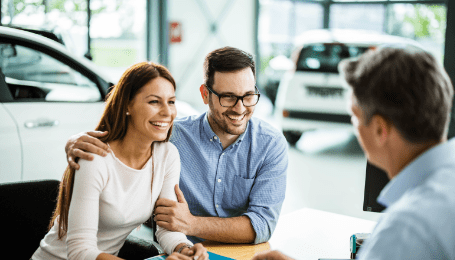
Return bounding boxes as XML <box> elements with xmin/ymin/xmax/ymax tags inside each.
<box><xmin>31</xmin><ymin>62</ymin><xmax>208</xmax><ymax>260</ymax></box>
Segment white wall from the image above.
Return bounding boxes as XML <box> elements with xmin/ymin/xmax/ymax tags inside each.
<box><xmin>168</xmin><ymin>0</ymin><xmax>256</xmax><ymax>111</ymax></box>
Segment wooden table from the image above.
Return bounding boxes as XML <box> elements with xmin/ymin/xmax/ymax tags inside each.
<box><xmin>146</xmin><ymin>208</ymin><xmax>376</xmax><ymax>260</ymax></box>
<box><xmin>268</xmin><ymin>208</ymin><xmax>378</xmax><ymax>260</ymax></box>
<box><xmin>202</xmin><ymin>240</ymin><xmax>270</xmax><ymax>260</ymax></box>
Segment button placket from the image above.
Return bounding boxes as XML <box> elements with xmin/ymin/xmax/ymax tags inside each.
<box><xmin>214</xmin><ymin>149</ymin><xmax>226</xmax><ymax>213</ymax></box>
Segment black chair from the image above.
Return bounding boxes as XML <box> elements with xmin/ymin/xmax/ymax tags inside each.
<box><xmin>0</xmin><ymin>179</ymin><xmax>159</xmax><ymax>260</ymax></box>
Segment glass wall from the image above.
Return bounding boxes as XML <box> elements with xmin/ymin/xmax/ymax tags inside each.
<box><xmin>90</xmin><ymin>0</ymin><xmax>146</xmax><ymax>81</ymax></box>
<box><xmin>386</xmin><ymin>3</ymin><xmax>446</xmax><ymax>62</ymax></box>
<box><xmin>258</xmin><ymin>0</ymin><xmax>324</xmax><ymax>103</ymax></box>
<box><xmin>258</xmin><ymin>0</ymin><xmax>448</xmax><ymax>104</ymax></box>
<box><xmin>330</xmin><ymin>4</ymin><xmax>385</xmax><ymax>32</ymax></box>
<box><xmin>1</xmin><ymin>0</ymin><xmax>146</xmax><ymax>82</ymax></box>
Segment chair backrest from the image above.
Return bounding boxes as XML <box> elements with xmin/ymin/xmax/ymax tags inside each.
<box><xmin>0</xmin><ymin>179</ymin><xmax>60</xmax><ymax>259</ymax></box>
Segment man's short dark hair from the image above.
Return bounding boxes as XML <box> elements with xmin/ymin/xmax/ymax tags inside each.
<box><xmin>203</xmin><ymin>46</ymin><xmax>255</xmax><ymax>89</ymax></box>
<box><xmin>339</xmin><ymin>46</ymin><xmax>454</xmax><ymax>143</ymax></box>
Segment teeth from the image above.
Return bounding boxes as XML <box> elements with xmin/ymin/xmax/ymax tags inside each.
<box><xmin>227</xmin><ymin>115</ymin><xmax>244</xmax><ymax>121</ymax></box>
<box><xmin>151</xmin><ymin>122</ymin><xmax>169</xmax><ymax>127</ymax></box>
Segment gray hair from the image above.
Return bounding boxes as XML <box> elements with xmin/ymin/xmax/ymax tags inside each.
<box><xmin>339</xmin><ymin>46</ymin><xmax>453</xmax><ymax>143</ymax></box>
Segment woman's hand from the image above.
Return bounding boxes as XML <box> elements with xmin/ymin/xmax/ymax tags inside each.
<box><xmin>66</xmin><ymin>131</ymin><xmax>110</xmax><ymax>169</ymax></box>
<box><xmin>178</xmin><ymin>243</ymin><xmax>209</xmax><ymax>260</ymax></box>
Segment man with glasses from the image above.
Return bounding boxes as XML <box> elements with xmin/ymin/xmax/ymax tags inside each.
<box><xmin>64</xmin><ymin>47</ymin><xmax>288</xmax><ymax>245</ymax></box>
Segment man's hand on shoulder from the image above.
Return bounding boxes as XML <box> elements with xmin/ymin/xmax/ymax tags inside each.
<box><xmin>154</xmin><ymin>184</ymin><xmax>196</xmax><ymax>235</ymax></box>
<box><xmin>66</xmin><ymin>131</ymin><xmax>110</xmax><ymax>170</ymax></box>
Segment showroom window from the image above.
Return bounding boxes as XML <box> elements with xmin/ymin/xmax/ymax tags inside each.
<box><xmin>258</xmin><ymin>0</ymin><xmax>447</xmax><ymax>103</ymax></box>
<box><xmin>1</xmin><ymin>0</ymin><xmax>147</xmax><ymax>82</ymax></box>
<box><xmin>0</xmin><ymin>43</ymin><xmax>101</xmax><ymax>102</ymax></box>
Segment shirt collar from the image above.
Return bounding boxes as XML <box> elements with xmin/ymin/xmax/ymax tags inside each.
<box><xmin>202</xmin><ymin>112</ymin><xmax>249</xmax><ymax>145</ymax></box>
<box><xmin>378</xmin><ymin>138</ymin><xmax>455</xmax><ymax>207</ymax></box>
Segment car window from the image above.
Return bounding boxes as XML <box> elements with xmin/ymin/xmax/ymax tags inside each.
<box><xmin>296</xmin><ymin>44</ymin><xmax>370</xmax><ymax>73</ymax></box>
<box><xmin>0</xmin><ymin>43</ymin><xmax>101</xmax><ymax>102</ymax></box>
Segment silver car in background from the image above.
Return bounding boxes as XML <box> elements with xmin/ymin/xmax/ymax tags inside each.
<box><xmin>274</xmin><ymin>29</ymin><xmax>424</xmax><ymax>145</ymax></box>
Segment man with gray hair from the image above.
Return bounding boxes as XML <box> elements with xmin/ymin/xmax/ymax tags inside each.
<box><xmin>253</xmin><ymin>47</ymin><xmax>455</xmax><ymax>260</ymax></box>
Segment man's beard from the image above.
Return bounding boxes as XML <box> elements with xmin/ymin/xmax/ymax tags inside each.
<box><xmin>208</xmin><ymin>96</ymin><xmax>250</xmax><ymax>136</ymax></box>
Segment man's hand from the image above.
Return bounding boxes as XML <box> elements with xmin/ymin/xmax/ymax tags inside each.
<box><xmin>154</xmin><ymin>184</ymin><xmax>195</xmax><ymax>235</ymax></box>
<box><xmin>251</xmin><ymin>250</ymin><xmax>294</xmax><ymax>260</ymax></box>
<box><xmin>66</xmin><ymin>131</ymin><xmax>110</xmax><ymax>170</ymax></box>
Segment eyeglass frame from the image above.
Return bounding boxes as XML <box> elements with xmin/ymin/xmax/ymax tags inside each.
<box><xmin>204</xmin><ymin>84</ymin><xmax>261</xmax><ymax>107</ymax></box>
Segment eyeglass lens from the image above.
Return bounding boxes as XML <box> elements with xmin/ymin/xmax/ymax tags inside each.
<box><xmin>220</xmin><ymin>94</ymin><xmax>259</xmax><ymax>107</ymax></box>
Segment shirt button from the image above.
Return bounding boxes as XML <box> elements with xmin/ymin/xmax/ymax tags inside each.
<box><xmin>216</xmin><ymin>204</ymin><xmax>219</xmax><ymax>208</ymax></box>
<box><xmin>214</xmin><ymin>136</ymin><xmax>218</xmax><ymax>140</ymax></box>
<box><xmin>221</xmin><ymin>153</ymin><xmax>224</xmax><ymax>156</ymax></box>
<box><xmin>210</xmin><ymin>139</ymin><xmax>213</xmax><ymax>142</ymax></box>
<box><xmin>218</xmin><ymin>179</ymin><xmax>222</xmax><ymax>183</ymax></box>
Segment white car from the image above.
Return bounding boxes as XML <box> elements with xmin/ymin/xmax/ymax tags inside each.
<box><xmin>274</xmin><ymin>29</ymin><xmax>424</xmax><ymax>145</ymax></box>
<box><xmin>0</xmin><ymin>26</ymin><xmax>199</xmax><ymax>183</ymax></box>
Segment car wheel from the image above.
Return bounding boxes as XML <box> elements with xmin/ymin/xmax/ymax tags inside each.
<box><xmin>283</xmin><ymin>130</ymin><xmax>302</xmax><ymax>146</ymax></box>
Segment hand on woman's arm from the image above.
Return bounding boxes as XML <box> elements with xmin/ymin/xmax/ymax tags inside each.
<box><xmin>65</xmin><ymin>131</ymin><xmax>110</xmax><ymax>169</ymax></box>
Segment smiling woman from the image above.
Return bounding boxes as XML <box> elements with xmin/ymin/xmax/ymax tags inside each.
<box><xmin>124</xmin><ymin>76</ymin><xmax>177</xmax><ymax>155</ymax></box>
<box><xmin>31</xmin><ymin>62</ymin><xmax>208</xmax><ymax>260</ymax></box>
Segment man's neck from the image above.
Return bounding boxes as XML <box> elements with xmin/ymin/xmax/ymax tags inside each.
<box><xmin>207</xmin><ymin>114</ymin><xmax>241</xmax><ymax>149</ymax></box>
<box><xmin>385</xmin><ymin>139</ymin><xmax>444</xmax><ymax>179</ymax></box>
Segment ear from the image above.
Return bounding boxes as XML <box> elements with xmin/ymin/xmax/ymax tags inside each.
<box><xmin>126</xmin><ymin>103</ymin><xmax>132</xmax><ymax>116</ymax></box>
<box><xmin>371</xmin><ymin>114</ymin><xmax>391</xmax><ymax>147</ymax></box>
<box><xmin>200</xmin><ymin>84</ymin><xmax>209</xmax><ymax>105</ymax></box>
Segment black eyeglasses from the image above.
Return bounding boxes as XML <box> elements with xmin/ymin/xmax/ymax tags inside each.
<box><xmin>205</xmin><ymin>85</ymin><xmax>260</xmax><ymax>107</ymax></box>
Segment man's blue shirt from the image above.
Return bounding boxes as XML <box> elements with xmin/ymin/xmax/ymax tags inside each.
<box><xmin>358</xmin><ymin>138</ymin><xmax>455</xmax><ymax>259</ymax></box>
<box><xmin>169</xmin><ymin>113</ymin><xmax>288</xmax><ymax>244</ymax></box>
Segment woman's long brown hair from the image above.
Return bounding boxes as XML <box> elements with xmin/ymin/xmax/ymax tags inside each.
<box><xmin>49</xmin><ymin>62</ymin><xmax>176</xmax><ymax>238</ymax></box>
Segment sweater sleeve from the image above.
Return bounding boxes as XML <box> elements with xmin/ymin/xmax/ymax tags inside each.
<box><xmin>66</xmin><ymin>155</ymin><xmax>108</xmax><ymax>260</ymax></box>
<box><xmin>155</xmin><ymin>143</ymin><xmax>194</xmax><ymax>255</ymax></box>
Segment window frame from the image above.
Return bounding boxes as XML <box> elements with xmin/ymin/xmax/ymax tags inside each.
<box><xmin>0</xmin><ymin>34</ymin><xmax>110</xmax><ymax>103</ymax></box>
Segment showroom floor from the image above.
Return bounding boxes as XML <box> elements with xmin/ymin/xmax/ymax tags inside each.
<box><xmin>280</xmin><ymin>128</ymin><xmax>381</xmax><ymax>222</ymax></box>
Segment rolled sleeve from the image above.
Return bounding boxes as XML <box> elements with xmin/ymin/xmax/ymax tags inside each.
<box><xmin>243</xmin><ymin>134</ymin><xmax>288</xmax><ymax>244</ymax></box>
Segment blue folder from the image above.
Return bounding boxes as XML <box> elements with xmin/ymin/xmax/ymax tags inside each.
<box><xmin>145</xmin><ymin>251</ymin><xmax>234</xmax><ymax>260</ymax></box>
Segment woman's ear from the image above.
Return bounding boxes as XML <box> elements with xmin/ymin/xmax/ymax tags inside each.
<box><xmin>200</xmin><ymin>84</ymin><xmax>209</xmax><ymax>105</ymax></box>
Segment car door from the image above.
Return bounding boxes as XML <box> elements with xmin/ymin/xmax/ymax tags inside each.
<box><xmin>0</xmin><ymin>104</ymin><xmax>22</xmax><ymax>182</ymax></box>
<box><xmin>0</xmin><ymin>41</ymin><xmax>106</xmax><ymax>182</ymax></box>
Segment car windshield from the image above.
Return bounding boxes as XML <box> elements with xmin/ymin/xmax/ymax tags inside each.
<box><xmin>296</xmin><ymin>44</ymin><xmax>370</xmax><ymax>73</ymax></box>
